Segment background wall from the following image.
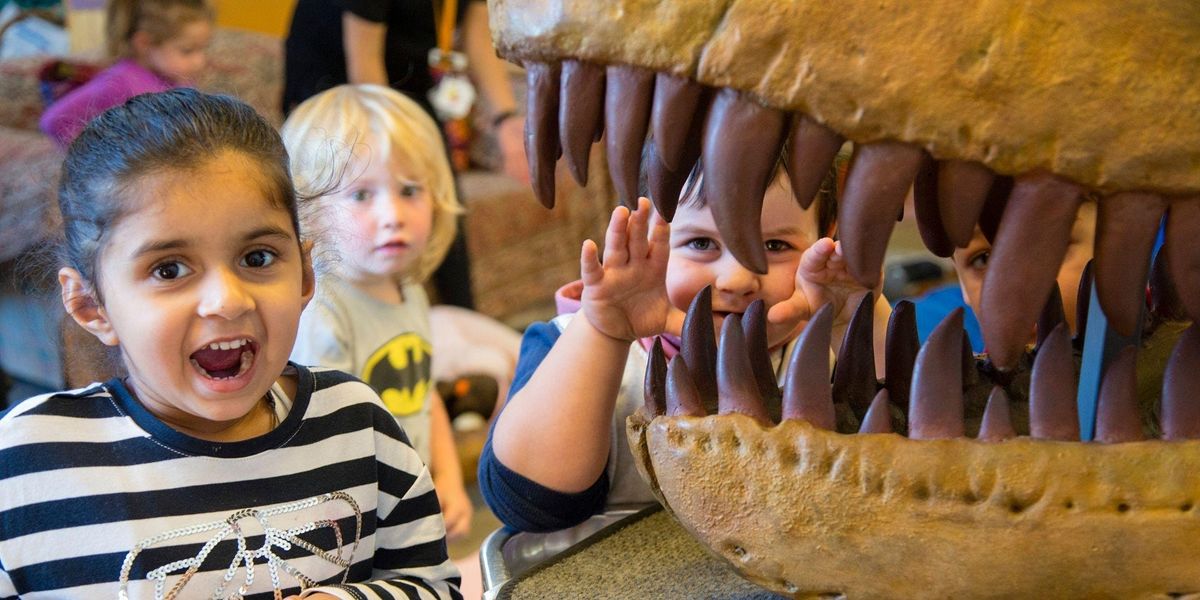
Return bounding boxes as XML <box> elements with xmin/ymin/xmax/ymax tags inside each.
<box><xmin>212</xmin><ymin>0</ymin><xmax>295</xmax><ymax>38</ymax></box>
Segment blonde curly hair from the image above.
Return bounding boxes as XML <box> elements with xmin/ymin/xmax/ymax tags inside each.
<box><xmin>281</xmin><ymin>84</ymin><xmax>463</xmax><ymax>284</ymax></box>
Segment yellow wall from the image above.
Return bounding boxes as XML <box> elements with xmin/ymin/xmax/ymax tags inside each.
<box><xmin>213</xmin><ymin>0</ymin><xmax>297</xmax><ymax>38</ymax></box>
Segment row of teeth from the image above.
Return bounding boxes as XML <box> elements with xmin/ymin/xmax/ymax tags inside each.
<box><xmin>643</xmin><ymin>286</ymin><xmax>1200</xmax><ymax>443</ymax></box>
<box><xmin>523</xmin><ymin>60</ymin><xmax>1200</xmax><ymax>377</ymax></box>
<box><xmin>207</xmin><ymin>339</ymin><xmax>249</xmax><ymax>351</ymax></box>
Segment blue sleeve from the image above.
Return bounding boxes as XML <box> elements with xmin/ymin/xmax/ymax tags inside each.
<box><xmin>911</xmin><ymin>284</ymin><xmax>985</xmax><ymax>353</ymax></box>
<box><xmin>477</xmin><ymin>321</ymin><xmax>610</xmax><ymax>532</ymax></box>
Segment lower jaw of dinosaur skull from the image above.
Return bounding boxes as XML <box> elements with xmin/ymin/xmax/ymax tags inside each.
<box><xmin>629</xmin><ymin>411</ymin><xmax>1200</xmax><ymax>598</ymax></box>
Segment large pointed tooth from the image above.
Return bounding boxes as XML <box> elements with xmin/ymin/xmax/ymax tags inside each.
<box><xmin>832</xmin><ymin>293</ymin><xmax>878</xmax><ymax>419</ymax></box>
<box><xmin>1162</xmin><ymin>324</ymin><xmax>1200</xmax><ymax>440</ymax></box>
<box><xmin>977</xmin><ymin>386</ymin><xmax>1016</xmax><ymax>441</ymax></box>
<box><xmin>643</xmin><ymin>336</ymin><xmax>667</xmax><ymax>417</ymax></box>
<box><xmin>1073</xmin><ymin>260</ymin><xmax>1094</xmax><ymax>349</ymax></box>
<box><xmin>1029</xmin><ymin>323</ymin><xmax>1079</xmax><ymax>440</ymax></box>
<box><xmin>741</xmin><ymin>299</ymin><xmax>782</xmax><ymax>407</ymax></box>
<box><xmin>525</xmin><ymin>61</ymin><xmax>561</xmax><ymax>208</ymax></box>
<box><xmin>650</xmin><ymin>73</ymin><xmax>705</xmax><ymax>173</ymax></box>
<box><xmin>646</xmin><ymin>124</ymin><xmax>701</xmax><ymax>223</ymax></box>
<box><xmin>978</xmin><ymin>175</ymin><xmax>1013</xmax><ymax>244</ymax></box>
<box><xmin>558</xmin><ymin>60</ymin><xmax>605</xmax><ymax>186</ymax></box>
<box><xmin>782</xmin><ymin>303</ymin><xmax>835</xmax><ymax>429</ymax></box>
<box><xmin>665</xmin><ymin>354</ymin><xmax>705</xmax><ymax>417</ymax></box>
<box><xmin>912</xmin><ymin>156</ymin><xmax>955</xmax><ymax>257</ymax></box>
<box><xmin>979</xmin><ymin>172</ymin><xmax>1083</xmax><ymax>370</ymax></box>
<box><xmin>1094</xmin><ymin>345</ymin><xmax>1143</xmax><ymax>443</ymax></box>
<box><xmin>680</xmin><ymin>286</ymin><xmax>718</xmax><ymax>412</ymax></box>
<box><xmin>1094</xmin><ymin>192</ymin><xmax>1166</xmax><ymax>337</ymax></box>
<box><xmin>786</xmin><ymin>115</ymin><xmax>844</xmax><ymax>209</ymax></box>
<box><xmin>716</xmin><ymin>316</ymin><xmax>772</xmax><ymax>425</ymax></box>
<box><xmin>858</xmin><ymin>389</ymin><xmax>894</xmax><ymax>434</ymax></box>
<box><xmin>645</xmin><ymin>141</ymin><xmax>681</xmax><ymax>222</ymax></box>
<box><xmin>702</xmin><ymin>88</ymin><xmax>788</xmax><ymax>275</ymax></box>
<box><xmin>1149</xmin><ymin>247</ymin><xmax>1187</xmax><ymax>322</ymax></box>
<box><xmin>1166</xmin><ymin>196</ymin><xmax>1200</xmax><ymax>322</ymax></box>
<box><xmin>962</xmin><ymin>334</ymin><xmax>979</xmax><ymax>388</ymax></box>
<box><xmin>604</xmin><ymin>65</ymin><xmax>655</xmax><ymax>207</ymax></box>
<box><xmin>838</xmin><ymin>141</ymin><xmax>924</xmax><ymax>288</ymax></box>
<box><xmin>938</xmin><ymin>160</ymin><xmax>996</xmax><ymax>248</ymax></box>
<box><xmin>884</xmin><ymin>300</ymin><xmax>918</xmax><ymax>411</ymax></box>
<box><xmin>1035</xmin><ymin>285</ymin><xmax>1066</xmax><ymax>353</ymax></box>
<box><xmin>909</xmin><ymin>308</ymin><xmax>965</xmax><ymax>440</ymax></box>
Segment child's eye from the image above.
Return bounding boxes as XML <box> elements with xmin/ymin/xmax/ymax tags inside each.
<box><xmin>686</xmin><ymin>238</ymin><xmax>716</xmax><ymax>252</ymax></box>
<box><xmin>241</xmin><ymin>249</ymin><xmax>278</xmax><ymax>269</ymax></box>
<box><xmin>399</xmin><ymin>183</ymin><xmax>424</xmax><ymax>197</ymax></box>
<box><xmin>350</xmin><ymin>189</ymin><xmax>372</xmax><ymax>203</ymax></box>
<box><xmin>764</xmin><ymin>239</ymin><xmax>794</xmax><ymax>252</ymax></box>
<box><xmin>968</xmin><ymin>250</ymin><xmax>990</xmax><ymax>270</ymax></box>
<box><xmin>152</xmin><ymin>261</ymin><xmax>191</xmax><ymax>281</ymax></box>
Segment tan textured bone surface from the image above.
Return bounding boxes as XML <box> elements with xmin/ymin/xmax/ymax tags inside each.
<box><xmin>490</xmin><ymin>0</ymin><xmax>1200</xmax><ymax>195</ymax></box>
<box><xmin>628</xmin><ymin>411</ymin><xmax>1200</xmax><ymax>598</ymax></box>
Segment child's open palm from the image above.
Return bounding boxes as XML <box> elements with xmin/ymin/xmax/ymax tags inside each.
<box><xmin>580</xmin><ymin>198</ymin><xmax>671</xmax><ymax>342</ymax></box>
<box><xmin>767</xmin><ymin>238</ymin><xmax>873</xmax><ymax>344</ymax></box>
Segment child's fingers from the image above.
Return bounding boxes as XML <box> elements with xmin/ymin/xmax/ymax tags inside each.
<box><xmin>604</xmin><ymin>205</ymin><xmax>631</xmax><ymax>266</ymax></box>
<box><xmin>647</xmin><ymin>215</ymin><xmax>671</xmax><ymax>272</ymax></box>
<box><xmin>580</xmin><ymin>239</ymin><xmax>603</xmax><ymax>285</ymax></box>
<box><xmin>626</xmin><ymin>197</ymin><xmax>652</xmax><ymax>260</ymax></box>
<box><xmin>767</xmin><ymin>293</ymin><xmax>811</xmax><ymax>326</ymax></box>
<box><xmin>798</xmin><ymin>237</ymin><xmax>836</xmax><ymax>280</ymax></box>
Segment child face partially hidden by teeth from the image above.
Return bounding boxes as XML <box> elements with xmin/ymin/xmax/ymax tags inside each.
<box><xmin>83</xmin><ymin>152</ymin><xmax>314</xmax><ymax>440</ymax></box>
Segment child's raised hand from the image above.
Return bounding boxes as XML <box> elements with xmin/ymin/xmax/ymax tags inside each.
<box><xmin>767</xmin><ymin>238</ymin><xmax>873</xmax><ymax>343</ymax></box>
<box><xmin>580</xmin><ymin>197</ymin><xmax>672</xmax><ymax>342</ymax></box>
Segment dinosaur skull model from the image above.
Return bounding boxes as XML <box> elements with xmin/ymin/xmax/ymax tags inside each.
<box><xmin>489</xmin><ymin>0</ymin><xmax>1200</xmax><ymax>596</ymax></box>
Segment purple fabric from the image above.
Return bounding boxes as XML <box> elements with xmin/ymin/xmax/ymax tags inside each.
<box><xmin>38</xmin><ymin>59</ymin><xmax>176</xmax><ymax>147</ymax></box>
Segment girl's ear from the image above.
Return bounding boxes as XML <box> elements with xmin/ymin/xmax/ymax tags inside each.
<box><xmin>58</xmin><ymin>268</ymin><xmax>119</xmax><ymax>347</ymax></box>
<box><xmin>130</xmin><ymin>30</ymin><xmax>154</xmax><ymax>57</ymax></box>
<box><xmin>299</xmin><ymin>240</ymin><xmax>316</xmax><ymax>308</ymax></box>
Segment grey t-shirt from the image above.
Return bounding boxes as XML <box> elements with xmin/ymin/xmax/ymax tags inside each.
<box><xmin>292</xmin><ymin>278</ymin><xmax>434</xmax><ymax>462</ymax></box>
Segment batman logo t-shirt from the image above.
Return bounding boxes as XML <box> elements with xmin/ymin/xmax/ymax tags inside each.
<box><xmin>361</xmin><ymin>332</ymin><xmax>433</xmax><ymax>417</ymax></box>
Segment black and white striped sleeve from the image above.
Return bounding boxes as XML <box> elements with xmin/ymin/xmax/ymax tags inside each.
<box><xmin>304</xmin><ymin>403</ymin><xmax>462</xmax><ymax>600</ymax></box>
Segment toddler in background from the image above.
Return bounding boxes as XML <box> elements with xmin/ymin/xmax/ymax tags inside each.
<box><xmin>1</xmin><ymin>89</ymin><xmax>460</xmax><ymax>598</ymax></box>
<box><xmin>39</xmin><ymin>0</ymin><xmax>213</xmax><ymax>147</ymax></box>
<box><xmin>480</xmin><ymin>164</ymin><xmax>892</xmax><ymax>534</ymax></box>
<box><xmin>282</xmin><ymin>84</ymin><xmax>473</xmax><ymax>540</ymax></box>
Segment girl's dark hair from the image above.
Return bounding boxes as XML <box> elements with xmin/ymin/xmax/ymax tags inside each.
<box><xmin>58</xmin><ymin>88</ymin><xmax>298</xmax><ymax>293</ymax></box>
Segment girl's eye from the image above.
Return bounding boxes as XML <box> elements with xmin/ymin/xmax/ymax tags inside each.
<box><xmin>153</xmin><ymin>261</ymin><xmax>191</xmax><ymax>281</ymax></box>
<box><xmin>399</xmin><ymin>183</ymin><xmax>423</xmax><ymax>197</ymax></box>
<box><xmin>241</xmin><ymin>249</ymin><xmax>278</xmax><ymax>269</ymax></box>
<box><xmin>350</xmin><ymin>189</ymin><xmax>371</xmax><ymax>203</ymax></box>
<box><xmin>764</xmin><ymin>239</ymin><xmax>794</xmax><ymax>252</ymax></box>
<box><xmin>968</xmin><ymin>250</ymin><xmax>990</xmax><ymax>270</ymax></box>
<box><xmin>686</xmin><ymin>238</ymin><xmax>716</xmax><ymax>252</ymax></box>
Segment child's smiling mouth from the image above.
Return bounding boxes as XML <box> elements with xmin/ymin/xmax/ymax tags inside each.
<box><xmin>189</xmin><ymin>338</ymin><xmax>257</xmax><ymax>380</ymax></box>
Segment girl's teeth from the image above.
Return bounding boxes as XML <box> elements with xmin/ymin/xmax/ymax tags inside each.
<box><xmin>208</xmin><ymin>339</ymin><xmax>248</xmax><ymax>351</ymax></box>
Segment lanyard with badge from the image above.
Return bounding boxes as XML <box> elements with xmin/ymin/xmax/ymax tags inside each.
<box><xmin>428</xmin><ymin>0</ymin><xmax>475</xmax><ymax>170</ymax></box>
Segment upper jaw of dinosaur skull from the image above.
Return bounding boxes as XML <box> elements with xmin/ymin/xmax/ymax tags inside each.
<box><xmin>494</xmin><ymin>0</ymin><xmax>1200</xmax><ymax>371</ymax></box>
<box><xmin>491</xmin><ymin>0</ymin><xmax>1200</xmax><ymax>196</ymax></box>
